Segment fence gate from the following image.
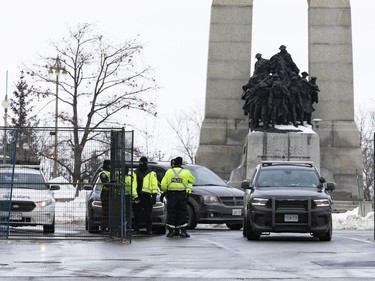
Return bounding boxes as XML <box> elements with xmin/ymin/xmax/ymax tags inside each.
<box><xmin>0</xmin><ymin>127</ymin><xmax>133</xmax><ymax>241</ymax></box>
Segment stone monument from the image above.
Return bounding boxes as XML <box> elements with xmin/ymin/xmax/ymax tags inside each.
<box><xmin>196</xmin><ymin>0</ymin><xmax>363</xmax><ymax>202</ymax></box>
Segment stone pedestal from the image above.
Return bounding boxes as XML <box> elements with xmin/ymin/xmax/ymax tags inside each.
<box><xmin>228</xmin><ymin>127</ymin><xmax>320</xmax><ymax>188</ymax></box>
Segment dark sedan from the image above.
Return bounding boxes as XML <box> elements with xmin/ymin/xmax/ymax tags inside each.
<box><xmin>147</xmin><ymin>162</ymin><xmax>244</xmax><ymax>230</ymax></box>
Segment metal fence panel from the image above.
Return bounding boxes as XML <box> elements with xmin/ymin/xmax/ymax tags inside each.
<box><xmin>0</xmin><ymin>127</ymin><xmax>133</xmax><ymax>241</ymax></box>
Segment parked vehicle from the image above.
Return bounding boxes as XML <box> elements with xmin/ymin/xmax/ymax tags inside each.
<box><xmin>84</xmin><ymin>164</ymin><xmax>166</xmax><ymax>234</ymax></box>
<box><xmin>0</xmin><ymin>165</ymin><xmax>60</xmax><ymax>234</ymax></box>
<box><xmin>242</xmin><ymin>161</ymin><xmax>335</xmax><ymax>241</ymax></box>
<box><xmin>84</xmin><ymin>161</ymin><xmax>244</xmax><ymax>233</ymax></box>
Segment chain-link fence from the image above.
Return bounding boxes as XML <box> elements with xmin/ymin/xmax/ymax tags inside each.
<box><xmin>0</xmin><ymin>127</ymin><xmax>134</xmax><ymax>241</ymax></box>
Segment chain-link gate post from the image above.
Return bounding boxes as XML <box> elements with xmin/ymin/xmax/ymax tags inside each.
<box><xmin>0</xmin><ymin>128</ymin><xmax>19</xmax><ymax>238</ymax></box>
<box><xmin>108</xmin><ymin>129</ymin><xmax>134</xmax><ymax>242</ymax></box>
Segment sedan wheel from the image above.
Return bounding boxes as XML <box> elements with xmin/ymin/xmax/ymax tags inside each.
<box><xmin>187</xmin><ymin>204</ymin><xmax>197</xmax><ymax>230</ymax></box>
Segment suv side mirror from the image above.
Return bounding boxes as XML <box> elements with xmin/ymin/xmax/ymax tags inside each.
<box><xmin>325</xmin><ymin>182</ymin><xmax>336</xmax><ymax>192</ymax></box>
<box><xmin>241</xmin><ymin>179</ymin><xmax>253</xmax><ymax>190</ymax></box>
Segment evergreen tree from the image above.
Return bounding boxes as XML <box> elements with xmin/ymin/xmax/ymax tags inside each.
<box><xmin>10</xmin><ymin>71</ymin><xmax>40</xmax><ymax>163</ymax></box>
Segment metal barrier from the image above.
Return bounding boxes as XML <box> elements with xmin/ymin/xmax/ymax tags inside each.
<box><xmin>0</xmin><ymin>127</ymin><xmax>134</xmax><ymax>241</ymax></box>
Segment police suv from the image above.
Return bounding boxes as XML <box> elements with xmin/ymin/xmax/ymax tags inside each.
<box><xmin>0</xmin><ymin>164</ymin><xmax>60</xmax><ymax>234</ymax></box>
<box><xmin>242</xmin><ymin>161</ymin><xmax>335</xmax><ymax>241</ymax></box>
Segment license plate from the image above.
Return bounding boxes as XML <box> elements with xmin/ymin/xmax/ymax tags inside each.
<box><xmin>10</xmin><ymin>212</ymin><xmax>23</xmax><ymax>221</ymax></box>
<box><xmin>284</xmin><ymin>214</ymin><xmax>298</xmax><ymax>222</ymax></box>
<box><xmin>232</xmin><ymin>209</ymin><xmax>242</xmax><ymax>216</ymax></box>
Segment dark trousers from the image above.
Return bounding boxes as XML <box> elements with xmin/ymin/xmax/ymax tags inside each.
<box><xmin>100</xmin><ymin>189</ymin><xmax>109</xmax><ymax>230</ymax></box>
<box><xmin>166</xmin><ymin>191</ymin><xmax>188</xmax><ymax>228</ymax></box>
<box><xmin>133</xmin><ymin>193</ymin><xmax>153</xmax><ymax>232</ymax></box>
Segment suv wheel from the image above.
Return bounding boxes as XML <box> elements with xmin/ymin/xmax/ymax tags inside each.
<box><xmin>242</xmin><ymin>216</ymin><xmax>247</xmax><ymax>237</ymax></box>
<box><xmin>245</xmin><ymin>216</ymin><xmax>260</xmax><ymax>240</ymax></box>
<box><xmin>318</xmin><ymin>217</ymin><xmax>332</xmax><ymax>241</ymax></box>
<box><xmin>187</xmin><ymin>204</ymin><xmax>197</xmax><ymax>230</ymax></box>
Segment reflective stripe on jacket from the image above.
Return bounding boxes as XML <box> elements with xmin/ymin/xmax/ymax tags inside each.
<box><xmin>134</xmin><ymin>171</ymin><xmax>158</xmax><ymax>194</ymax></box>
<box><xmin>161</xmin><ymin>167</ymin><xmax>195</xmax><ymax>194</ymax></box>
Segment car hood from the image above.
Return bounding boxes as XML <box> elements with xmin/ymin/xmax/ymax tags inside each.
<box><xmin>193</xmin><ymin>185</ymin><xmax>243</xmax><ymax>196</ymax></box>
<box><xmin>0</xmin><ymin>188</ymin><xmax>54</xmax><ymax>202</ymax></box>
<box><xmin>254</xmin><ymin>187</ymin><xmax>329</xmax><ymax>199</ymax></box>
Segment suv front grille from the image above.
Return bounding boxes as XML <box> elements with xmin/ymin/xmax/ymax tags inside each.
<box><xmin>220</xmin><ymin>196</ymin><xmax>243</xmax><ymax>206</ymax></box>
<box><xmin>273</xmin><ymin>199</ymin><xmax>309</xmax><ymax>211</ymax></box>
<box><xmin>0</xmin><ymin>201</ymin><xmax>36</xmax><ymax>212</ymax></box>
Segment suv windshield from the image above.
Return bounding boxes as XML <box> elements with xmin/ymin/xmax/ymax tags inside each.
<box><xmin>0</xmin><ymin>172</ymin><xmax>47</xmax><ymax>190</ymax></box>
<box><xmin>188</xmin><ymin>166</ymin><xmax>228</xmax><ymax>186</ymax></box>
<box><xmin>256</xmin><ymin>169</ymin><xmax>319</xmax><ymax>188</ymax></box>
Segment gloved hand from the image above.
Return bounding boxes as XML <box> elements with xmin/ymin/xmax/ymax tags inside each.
<box><xmin>160</xmin><ymin>193</ymin><xmax>165</xmax><ymax>203</ymax></box>
<box><xmin>133</xmin><ymin>197</ymin><xmax>140</xmax><ymax>204</ymax></box>
<box><xmin>151</xmin><ymin>194</ymin><xmax>157</xmax><ymax>205</ymax></box>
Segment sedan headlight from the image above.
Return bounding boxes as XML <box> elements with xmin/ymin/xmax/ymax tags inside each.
<box><xmin>35</xmin><ymin>199</ymin><xmax>53</xmax><ymax>207</ymax></box>
<box><xmin>201</xmin><ymin>195</ymin><xmax>220</xmax><ymax>203</ymax></box>
<box><xmin>251</xmin><ymin>198</ymin><xmax>269</xmax><ymax>206</ymax></box>
<box><xmin>314</xmin><ymin>199</ymin><xmax>330</xmax><ymax>207</ymax></box>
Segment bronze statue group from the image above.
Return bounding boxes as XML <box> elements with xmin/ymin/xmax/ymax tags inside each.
<box><xmin>241</xmin><ymin>45</ymin><xmax>319</xmax><ymax>131</ymax></box>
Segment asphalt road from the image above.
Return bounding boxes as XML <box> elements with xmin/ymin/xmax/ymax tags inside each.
<box><xmin>1</xmin><ymin>227</ymin><xmax>375</xmax><ymax>281</ymax></box>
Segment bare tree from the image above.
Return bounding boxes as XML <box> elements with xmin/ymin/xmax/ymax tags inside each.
<box><xmin>27</xmin><ymin>23</ymin><xmax>158</xmax><ymax>187</ymax></box>
<box><xmin>355</xmin><ymin>105</ymin><xmax>375</xmax><ymax>200</ymax></box>
<box><xmin>167</xmin><ymin>104</ymin><xmax>203</xmax><ymax>163</ymax></box>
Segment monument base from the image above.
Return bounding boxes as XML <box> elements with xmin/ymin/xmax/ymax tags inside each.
<box><xmin>228</xmin><ymin>125</ymin><xmax>320</xmax><ymax>189</ymax></box>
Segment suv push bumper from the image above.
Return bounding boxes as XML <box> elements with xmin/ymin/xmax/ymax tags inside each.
<box><xmin>250</xmin><ymin>204</ymin><xmax>332</xmax><ymax>234</ymax></box>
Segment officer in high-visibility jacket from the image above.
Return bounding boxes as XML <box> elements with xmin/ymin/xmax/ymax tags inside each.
<box><xmin>133</xmin><ymin>156</ymin><xmax>158</xmax><ymax>235</ymax></box>
<box><xmin>99</xmin><ymin>160</ymin><xmax>111</xmax><ymax>233</ymax></box>
<box><xmin>161</xmin><ymin>156</ymin><xmax>195</xmax><ymax>238</ymax></box>
<box><xmin>124</xmin><ymin>167</ymin><xmax>137</xmax><ymax>198</ymax></box>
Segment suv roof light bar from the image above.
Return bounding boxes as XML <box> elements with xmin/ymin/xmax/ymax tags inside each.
<box><xmin>261</xmin><ymin>161</ymin><xmax>314</xmax><ymax>167</ymax></box>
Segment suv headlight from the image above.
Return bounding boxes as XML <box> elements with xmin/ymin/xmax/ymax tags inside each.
<box><xmin>35</xmin><ymin>199</ymin><xmax>53</xmax><ymax>207</ymax></box>
<box><xmin>201</xmin><ymin>195</ymin><xmax>219</xmax><ymax>203</ymax></box>
<box><xmin>314</xmin><ymin>199</ymin><xmax>330</xmax><ymax>207</ymax></box>
<box><xmin>251</xmin><ymin>198</ymin><xmax>268</xmax><ymax>206</ymax></box>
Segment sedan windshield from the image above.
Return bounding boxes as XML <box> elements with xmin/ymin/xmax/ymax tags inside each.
<box><xmin>256</xmin><ymin>169</ymin><xmax>319</xmax><ymax>188</ymax></box>
<box><xmin>0</xmin><ymin>172</ymin><xmax>47</xmax><ymax>190</ymax></box>
<box><xmin>187</xmin><ymin>166</ymin><xmax>228</xmax><ymax>186</ymax></box>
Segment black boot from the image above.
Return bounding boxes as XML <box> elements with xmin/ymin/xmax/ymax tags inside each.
<box><xmin>180</xmin><ymin>227</ymin><xmax>190</xmax><ymax>238</ymax></box>
<box><xmin>166</xmin><ymin>227</ymin><xmax>175</xmax><ymax>238</ymax></box>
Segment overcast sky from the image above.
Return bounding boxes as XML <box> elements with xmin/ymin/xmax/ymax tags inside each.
<box><xmin>0</xmin><ymin>0</ymin><xmax>374</xmax><ymax>156</ymax></box>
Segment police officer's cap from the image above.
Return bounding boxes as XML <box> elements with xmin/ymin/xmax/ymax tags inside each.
<box><xmin>255</xmin><ymin>53</ymin><xmax>262</xmax><ymax>58</ymax></box>
<box><xmin>279</xmin><ymin>45</ymin><xmax>286</xmax><ymax>50</ymax></box>
<box><xmin>103</xmin><ymin>160</ymin><xmax>111</xmax><ymax>169</ymax></box>
<box><xmin>139</xmin><ymin>156</ymin><xmax>148</xmax><ymax>164</ymax></box>
<box><xmin>174</xmin><ymin>156</ymin><xmax>183</xmax><ymax>167</ymax></box>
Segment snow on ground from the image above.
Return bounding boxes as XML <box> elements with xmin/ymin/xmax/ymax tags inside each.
<box><xmin>54</xmin><ymin>186</ymin><xmax>374</xmax><ymax>230</ymax></box>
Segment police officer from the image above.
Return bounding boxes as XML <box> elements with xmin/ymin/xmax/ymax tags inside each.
<box><xmin>99</xmin><ymin>160</ymin><xmax>111</xmax><ymax>233</ymax></box>
<box><xmin>133</xmin><ymin>156</ymin><xmax>158</xmax><ymax>235</ymax></box>
<box><xmin>161</xmin><ymin>156</ymin><xmax>195</xmax><ymax>238</ymax></box>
